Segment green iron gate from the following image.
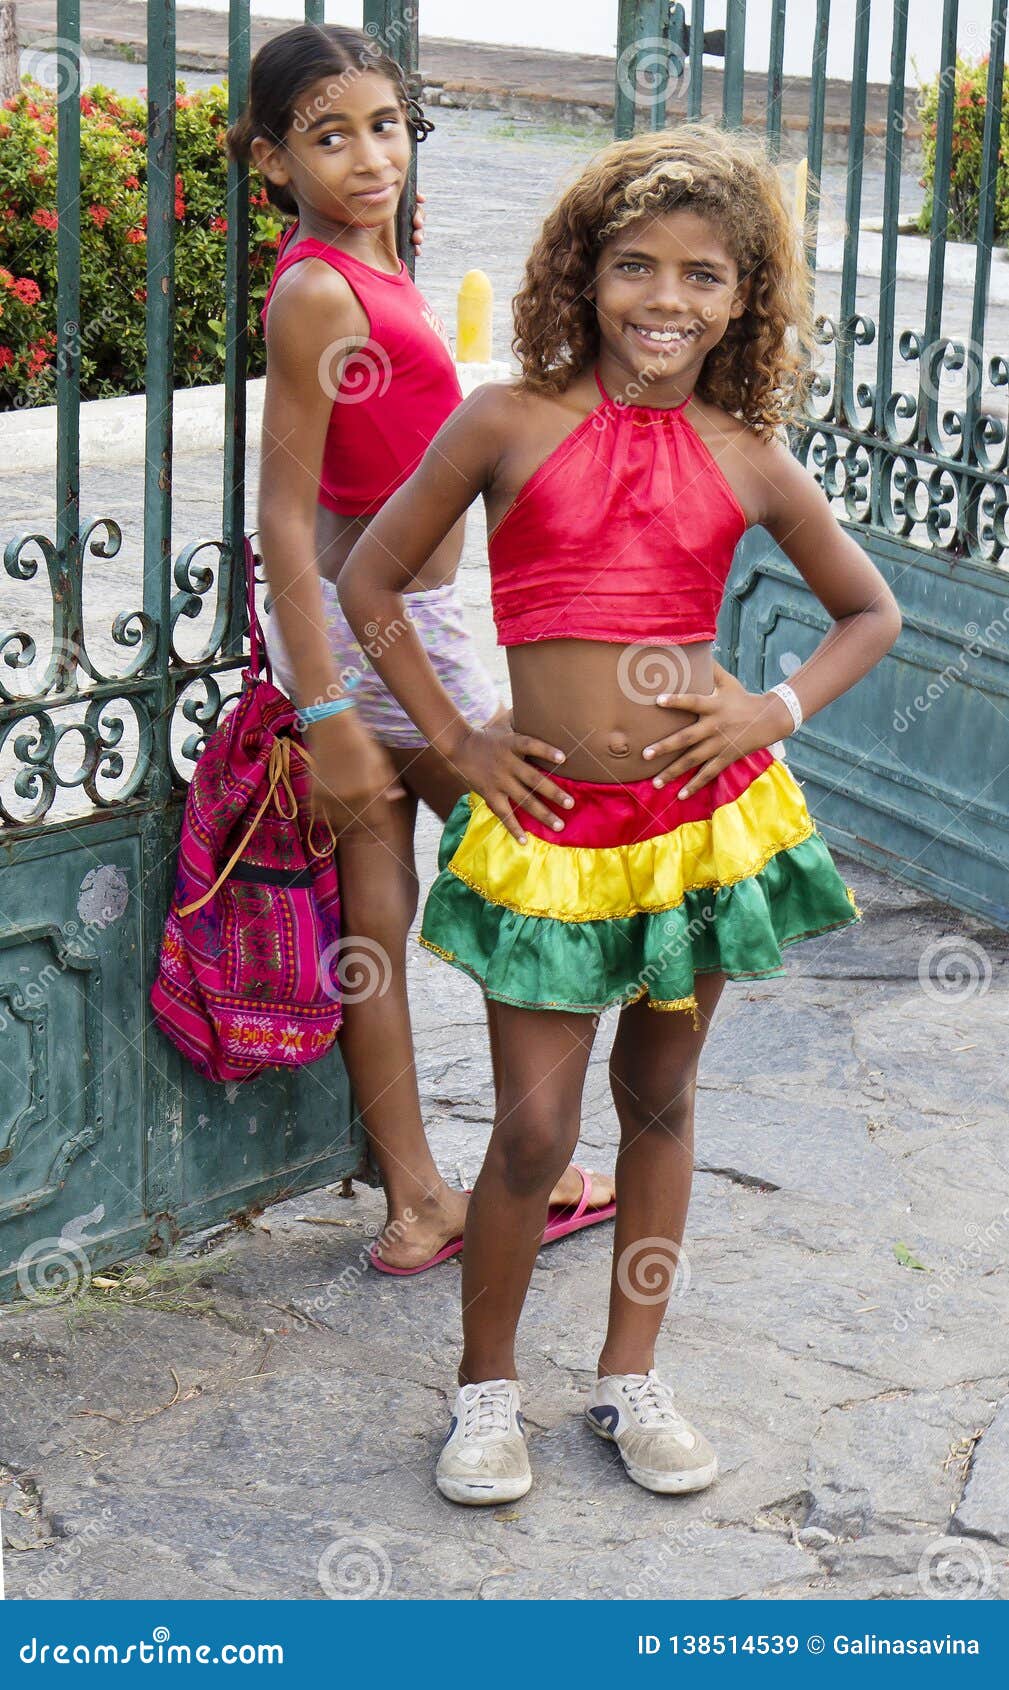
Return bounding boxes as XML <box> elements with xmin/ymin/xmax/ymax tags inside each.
<box><xmin>618</xmin><ymin>0</ymin><xmax>1009</xmax><ymax>926</ymax></box>
<box><xmin>4</xmin><ymin>0</ymin><xmax>1009</xmax><ymax>1300</ymax></box>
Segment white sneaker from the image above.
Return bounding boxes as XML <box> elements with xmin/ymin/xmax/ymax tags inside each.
<box><xmin>435</xmin><ymin>1378</ymin><xmax>532</xmax><ymax>1505</ymax></box>
<box><xmin>585</xmin><ymin>1369</ymin><xmax>718</xmax><ymax>1493</ymax></box>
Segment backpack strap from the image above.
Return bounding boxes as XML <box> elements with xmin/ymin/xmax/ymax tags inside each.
<box><xmin>244</xmin><ymin>534</ymin><xmax>273</xmax><ymax>683</ymax></box>
<box><xmin>177</xmin><ymin>739</ymin><xmax>336</xmax><ymax>917</ymax></box>
<box><xmin>178</xmin><ymin>737</ymin><xmax>296</xmax><ymax>917</ymax></box>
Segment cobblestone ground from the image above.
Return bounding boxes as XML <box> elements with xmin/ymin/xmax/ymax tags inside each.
<box><xmin>2</xmin><ymin>110</ymin><xmax>1009</xmax><ymax>1602</ymax></box>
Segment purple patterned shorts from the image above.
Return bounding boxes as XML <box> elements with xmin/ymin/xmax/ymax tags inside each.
<box><xmin>265</xmin><ymin>576</ymin><xmax>503</xmax><ymax>750</ymax></box>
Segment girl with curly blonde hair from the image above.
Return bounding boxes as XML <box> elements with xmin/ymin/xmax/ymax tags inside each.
<box><xmin>339</xmin><ymin>120</ymin><xmax>901</xmax><ymax>1505</ymax></box>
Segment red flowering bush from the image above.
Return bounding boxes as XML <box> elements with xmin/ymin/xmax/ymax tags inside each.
<box><xmin>0</xmin><ymin>78</ymin><xmax>284</xmax><ymax>409</ymax></box>
<box><xmin>916</xmin><ymin>54</ymin><xmax>1009</xmax><ymax>241</ymax></box>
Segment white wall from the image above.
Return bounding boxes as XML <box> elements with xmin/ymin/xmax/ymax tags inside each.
<box><xmin>179</xmin><ymin>1</ymin><xmax>997</xmax><ymax>86</ymax></box>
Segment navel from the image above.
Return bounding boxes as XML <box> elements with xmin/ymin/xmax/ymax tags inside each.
<box><xmin>607</xmin><ymin>732</ymin><xmax>631</xmax><ymax>757</ymax></box>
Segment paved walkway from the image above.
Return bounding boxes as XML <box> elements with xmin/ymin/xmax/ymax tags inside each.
<box><xmin>18</xmin><ymin>1</ymin><xmax>921</xmax><ymax>155</ymax></box>
<box><xmin>2</xmin><ymin>831</ymin><xmax>1009</xmax><ymax>1599</ymax></box>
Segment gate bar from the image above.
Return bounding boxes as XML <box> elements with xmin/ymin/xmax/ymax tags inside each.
<box><xmin>721</xmin><ymin>0</ymin><xmax>745</xmax><ymax>128</ymax></box>
<box><xmin>963</xmin><ymin>0</ymin><xmax>1008</xmax><ymax>490</ymax></box>
<box><xmin>918</xmin><ymin>0</ymin><xmax>959</xmax><ymax>457</ymax></box>
<box><xmin>615</xmin><ymin>0</ymin><xmax>669</xmax><ymax>139</ymax></box>
<box><xmin>363</xmin><ymin>1</ymin><xmax>420</xmax><ymax>275</ymax></box>
<box><xmin>222</xmin><ymin>0</ymin><xmax>252</xmax><ymax>655</ymax></box>
<box><xmin>142</xmin><ymin>0</ymin><xmax>176</xmax><ymax>811</ymax></box>
<box><xmin>836</xmin><ymin>1</ymin><xmax>870</xmax><ymax>433</ymax></box>
<box><xmin>873</xmin><ymin>0</ymin><xmax>909</xmax><ymax>455</ymax></box>
<box><xmin>803</xmin><ymin>0</ymin><xmax>830</xmax><ymax>278</ymax></box>
<box><xmin>141</xmin><ymin>0</ymin><xmax>184</xmax><ymax>1223</ymax></box>
<box><xmin>765</xmin><ymin>0</ymin><xmax>785</xmax><ymax>156</ymax></box>
<box><xmin>54</xmin><ymin>0</ymin><xmax>82</xmax><ymax>698</ymax></box>
<box><xmin>687</xmin><ymin>0</ymin><xmax>705</xmax><ymax>118</ymax></box>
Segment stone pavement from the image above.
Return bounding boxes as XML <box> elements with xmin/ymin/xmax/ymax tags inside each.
<box><xmin>17</xmin><ymin>0</ymin><xmax>921</xmax><ymax>159</ymax></box>
<box><xmin>2</xmin><ymin>835</ymin><xmax>1009</xmax><ymax>1600</ymax></box>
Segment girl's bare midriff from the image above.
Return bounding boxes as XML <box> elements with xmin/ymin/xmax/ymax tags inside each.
<box><xmin>508</xmin><ymin>638</ymin><xmax>713</xmax><ymax>785</ymax></box>
<box><xmin>316</xmin><ymin>502</ymin><xmax>465</xmax><ymax>590</ymax></box>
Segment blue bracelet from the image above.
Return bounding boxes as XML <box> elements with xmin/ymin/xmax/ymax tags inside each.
<box><xmin>297</xmin><ymin>695</ymin><xmax>358</xmax><ymax>726</ymax></box>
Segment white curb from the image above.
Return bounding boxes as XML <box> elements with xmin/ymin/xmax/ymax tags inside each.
<box><xmin>0</xmin><ymin>358</ymin><xmax>514</xmax><ymax>472</ymax></box>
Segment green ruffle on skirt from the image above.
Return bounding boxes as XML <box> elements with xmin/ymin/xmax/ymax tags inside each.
<box><xmin>419</xmin><ymin>793</ymin><xmax>862</xmax><ymax>1018</ymax></box>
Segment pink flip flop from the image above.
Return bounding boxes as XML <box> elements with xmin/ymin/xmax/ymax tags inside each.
<box><xmin>368</xmin><ymin>1165</ymin><xmax>616</xmax><ymax>1277</ymax></box>
<box><xmin>368</xmin><ymin>1233</ymin><xmax>464</xmax><ymax>1277</ymax></box>
<box><xmin>542</xmin><ymin>1164</ymin><xmax>617</xmax><ymax>1244</ymax></box>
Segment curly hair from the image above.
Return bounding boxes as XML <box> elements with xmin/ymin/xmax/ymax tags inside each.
<box><xmin>226</xmin><ymin>22</ymin><xmax>433</xmax><ymax>219</ymax></box>
<box><xmin>512</xmin><ymin>120</ymin><xmax>820</xmax><ymax>438</ymax></box>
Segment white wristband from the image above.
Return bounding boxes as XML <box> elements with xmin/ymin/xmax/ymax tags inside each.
<box><xmin>769</xmin><ymin>680</ymin><xmax>803</xmax><ymax>734</ymax></box>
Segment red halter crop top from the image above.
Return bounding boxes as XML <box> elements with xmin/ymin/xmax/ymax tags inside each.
<box><xmin>260</xmin><ymin>222</ymin><xmax>463</xmax><ymax>518</ymax></box>
<box><xmin>487</xmin><ymin>370</ymin><xmax>748</xmax><ymax>647</ymax></box>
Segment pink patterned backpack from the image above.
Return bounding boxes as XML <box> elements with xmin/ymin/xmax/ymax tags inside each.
<box><xmin>151</xmin><ymin>539</ymin><xmax>343</xmax><ymax>1082</ymax></box>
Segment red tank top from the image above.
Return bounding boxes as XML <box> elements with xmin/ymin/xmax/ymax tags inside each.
<box><xmin>487</xmin><ymin>370</ymin><xmax>748</xmax><ymax>646</ymax></box>
<box><xmin>260</xmin><ymin>222</ymin><xmax>463</xmax><ymax>517</ymax></box>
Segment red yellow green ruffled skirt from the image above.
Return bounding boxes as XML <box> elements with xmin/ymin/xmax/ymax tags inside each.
<box><xmin>419</xmin><ymin>745</ymin><xmax>861</xmax><ymax>1028</ymax></box>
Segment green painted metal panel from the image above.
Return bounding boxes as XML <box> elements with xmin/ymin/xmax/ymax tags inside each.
<box><xmin>0</xmin><ymin>819</ymin><xmax>147</xmax><ymax>1299</ymax></box>
<box><xmin>718</xmin><ymin>526</ymin><xmax>1009</xmax><ymax>927</ymax></box>
<box><xmin>0</xmin><ymin>804</ymin><xmax>364</xmax><ymax>1303</ymax></box>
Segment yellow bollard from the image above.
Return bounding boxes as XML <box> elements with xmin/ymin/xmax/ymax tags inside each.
<box><xmin>457</xmin><ymin>268</ymin><xmax>493</xmax><ymax>364</ymax></box>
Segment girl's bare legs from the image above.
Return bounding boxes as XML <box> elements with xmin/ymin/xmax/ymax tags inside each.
<box><xmin>598</xmin><ymin>973</ymin><xmax>727</xmax><ymax>1378</ymax></box>
<box><xmin>335</xmin><ymin>777</ymin><xmax>468</xmax><ymax>1265</ymax></box>
<box><xmin>336</xmin><ymin>731</ymin><xmax>613</xmax><ymax>1270</ymax></box>
<box><xmin>459</xmin><ymin>1002</ymin><xmax>598</xmax><ymax>1383</ymax></box>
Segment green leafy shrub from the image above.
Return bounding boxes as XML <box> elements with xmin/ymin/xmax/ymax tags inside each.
<box><xmin>916</xmin><ymin>53</ymin><xmax>1009</xmax><ymax>242</ymax></box>
<box><xmin>0</xmin><ymin>77</ymin><xmax>284</xmax><ymax>410</ymax></box>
